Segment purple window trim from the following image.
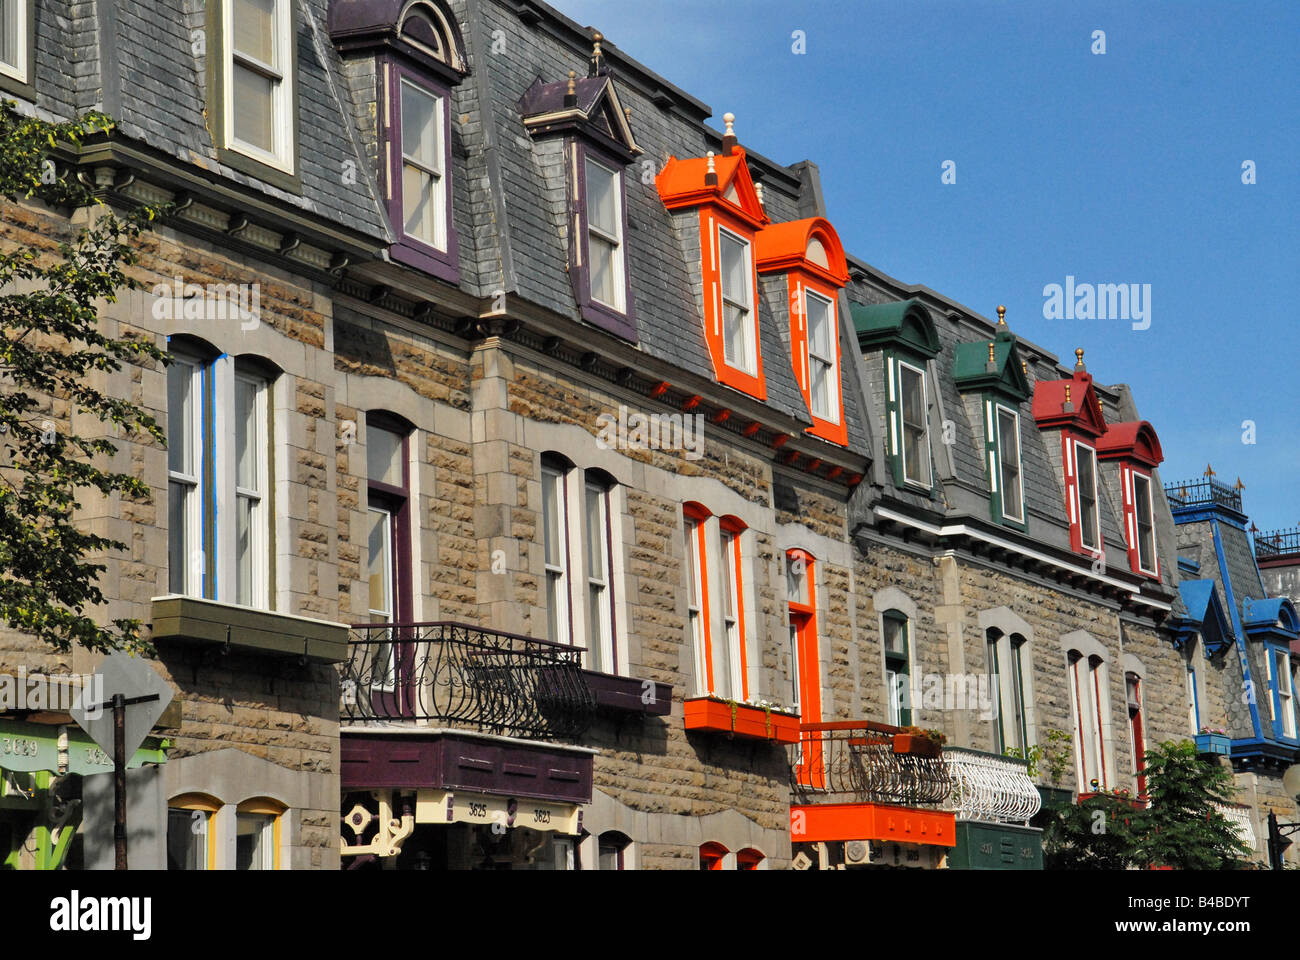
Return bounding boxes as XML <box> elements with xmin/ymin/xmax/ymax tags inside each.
<box><xmin>382</xmin><ymin>55</ymin><xmax>460</xmax><ymax>285</ymax></box>
<box><xmin>569</xmin><ymin>139</ymin><xmax>638</xmax><ymax>343</ymax></box>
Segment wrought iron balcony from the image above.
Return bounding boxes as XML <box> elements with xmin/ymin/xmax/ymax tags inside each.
<box><xmin>1213</xmin><ymin>800</ymin><xmax>1258</xmax><ymax>852</ymax></box>
<box><xmin>941</xmin><ymin>747</ymin><xmax>1042</xmax><ymax>824</ymax></box>
<box><xmin>1164</xmin><ymin>477</ymin><xmax>1242</xmax><ymax>513</ymax></box>
<box><xmin>1255</xmin><ymin>528</ymin><xmax>1300</xmax><ymax>560</ymax></box>
<box><xmin>789</xmin><ymin>721</ymin><xmax>952</xmax><ymax>807</ymax></box>
<box><xmin>341</xmin><ymin>622</ymin><xmax>596</xmax><ymax>741</ymax></box>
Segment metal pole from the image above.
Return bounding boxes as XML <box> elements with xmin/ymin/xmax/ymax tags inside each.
<box><xmin>113</xmin><ymin>693</ymin><xmax>127</xmax><ymax>870</ymax></box>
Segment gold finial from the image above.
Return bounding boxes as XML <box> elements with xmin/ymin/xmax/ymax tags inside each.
<box><xmin>996</xmin><ymin>304</ymin><xmax>1006</xmax><ymax>326</ymax></box>
<box><xmin>592</xmin><ymin>31</ymin><xmax>603</xmax><ymax>57</ymax></box>
<box><xmin>1021</xmin><ymin>359</ymin><xmax>1028</xmax><ymax>375</ymax></box>
<box><xmin>987</xmin><ymin>342</ymin><xmax>996</xmax><ymax>363</ymax></box>
<box><xmin>567</xmin><ymin>70</ymin><xmax>576</xmax><ymax>95</ymax></box>
<box><xmin>1204</xmin><ymin>463</ymin><xmax>1215</xmax><ymax>478</ymax></box>
<box><xmin>1179</xmin><ymin>485</ymin><xmax>1189</xmax><ymax>499</ymax></box>
<box><xmin>624</xmin><ymin>106</ymin><xmax>632</xmax><ymax>123</ymax></box>
<box><xmin>1234</xmin><ymin>477</ymin><xmax>1245</xmax><ymax>491</ymax></box>
<box><xmin>1074</xmin><ymin>348</ymin><xmax>1086</xmax><ymax>371</ymax></box>
<box><xmin>1064</xmin><ymin>383</ymin><xmax>1072</xmax><ymax>403</ymax></box>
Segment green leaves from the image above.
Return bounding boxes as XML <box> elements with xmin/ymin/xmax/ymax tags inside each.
<box><xmin>0</xmin><ymin>101</ymin><xmax>163</xmax><ymax>655</ymax></box>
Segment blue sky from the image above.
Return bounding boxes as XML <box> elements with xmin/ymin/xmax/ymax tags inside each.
<box><xmin>558</xmin><ymin>0</ymin><xmax>1299</xmax><ymax>533</ymax></box>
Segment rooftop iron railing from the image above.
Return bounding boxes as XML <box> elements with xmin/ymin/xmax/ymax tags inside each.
<box><xmin>1164</xmin><ymin>477</ymin><xmax>1242</xmax><ymax>513</ymax></box>
<box><xmin>942</xmin><ymin>747</ymin><xmax>1041</xmax><ymax>824</ymax></box>
<box><xmin>341</xmin><ymin>621</ymin><xmax>595</xmax><ymax>741</ymax></box>
<box><xmin>1255</xmin><ymin>528</ymin><xmax>1300</xmax><ymax>560</ymax></box>
<box><xmin>789</xmin><ymin>721</ymin><xmax>952</xmax><ymax>807</ymax></box>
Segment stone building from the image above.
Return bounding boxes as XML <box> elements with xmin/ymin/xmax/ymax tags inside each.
<box><xmin>0</xmin><ymin>0</ymin><xmax>1292</xmax><ymax>870</ymax></box>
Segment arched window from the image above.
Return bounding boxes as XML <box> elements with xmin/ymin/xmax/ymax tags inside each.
<box><xmin>1068</xmin><ymin>650</ymin><xmax>1109</xmax><ymax>791</ymax></box>
<box><xmin>235</xmin><ymin>797</ymin><xmax>285</xmax><ymax>870</ymax></box>
<box><xmin>597</xmin><ymin>830</ymin><xmax>631</xmax><ymax>870</ymax></box>
<box><xmin>883</xmin><ymin>610</ymin><xmax>911</xmax><ymax>726</ymax></box>
<box><xmin>166</xmin><ymin>793</ymin><xmax>221</xmax><ymax>870</ymax></box>
<box><xmin>540</xmin><ymin>456</ymin><xmax>623</xmax><ymax>672</ymax></box>
<box><xmin>736</xmin><ymin>847</ymin><xmax>764</xmax><ymax>870</ymax></box>
<box><xmin>986</xmin><ymin>628</ymin><xmax>1029</xmax><ymax>753</ymax></box>
<box><xmin>166</xmin><ymin>339</ymin><xmax>278</xmax><ymax>608</ymax></box>
<box><xmin>699</xmin><ymin>841</ymin><xmax>728</xmax><ymax>870</ymax></box>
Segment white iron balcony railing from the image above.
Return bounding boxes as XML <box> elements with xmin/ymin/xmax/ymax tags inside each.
<box><xmin>1213</xmin><ymin>801</ymin><xmax>1258</xmax><ymax>853</ymax></box>
<box><xmin>942</xmin><ymin>747</ymin><xmax>1042</xmax><ymax>824</ymax></box>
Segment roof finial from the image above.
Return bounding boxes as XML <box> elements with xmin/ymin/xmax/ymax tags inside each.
<box><xmin>996</xmin><ymin>304</ymin><xmax>1006</xmax><ymax>326</ymax></box>
<box><xmin>589</xmin><ymin>30</ymin><xmax>607</xmax><ymax>76</ymax></box>
<box><xmin>987</xmin><ymin>341</ymin><xmax>996</xmax><ymax>364</ymax></box>
<box><xmin>754</xmin><ymin>181</ymin><xmax>765</xmax><ymax>208</ymax></box>
<box><xmin>1064</xmin><ymin>383</ymin><xmax>1072</xmax><ymax>404</ymax></box>
<box><xmin>1021</xmin><ymin>359</ymin><xmax>1028</xmax><ymax>376</ymax></box>
<box><xmin>564</xmin><ymin>70</ymin><xmax>577</xmax><ymax>107</ymax></box>
<box><xmin>705</xmin><ymin>151</ymin><xmax>718</xmax><ymax>187</ymax></box>
<box><xmin>1204</xmin><ymin>463</ymin><xmax>1215</xmax><ymax>478</ymax></box>
<box><xmin>722</xmin><ymin>112</ymin><xmax>737</xmax><ymax>156</ymax></box>
<box><xmin>1074</xmin><ymin>347</ymin><xmax>1086</xmax><ymax>372</ymax></box>
<box><xmin>1234</xmin><ymin>477</ymin><xmax>1245</xmax><ymax>491</ymax></box>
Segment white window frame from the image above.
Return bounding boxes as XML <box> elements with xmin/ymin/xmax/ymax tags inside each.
<box><xmin>897</xmin><ymin>359</ymin><xmax>932</xmax><ymax>488</ymax></box>
<box><xmin>805</xmin><ymin>288</ymin><xmax>839</xmax><ymax>423</ymax></box>
<box><xmin>0</xmin><ymin>0</ymin><xmax>29</xmax><ymax>83</ymax></box>
<box><xmin>718</xmin><ymin>227</ymin><xmax>756</xmax><ymax>375</ymax></box>
<box><xmin>398</xmin><ymin>77</ymin><xmax>447</xmax><ymax>251</ymax></box>
<box><xmin>234</xmin><ymin>371</ymin><xmax>270</xmax><ymax>609</ymax></box>
<box><xmin>1074</xmin><ymin>440</ymin><xmax>1101</xmax><ymax>552</ymax></box>
<box><xmin>223</xmin><ymin>0</ymin><xmax>295</xmax><ymax>172</ymax></box>
<box><xmin>1069</xmin><ymin>652</ymin><xmax>1109</xmax><ymax>791</ymax></box>
<box><xmin>365</xmin><ymin>503</ymin><xmax>396</xmax><ymax>690</ymax></box>
<box><xmin>582</xmin><ymin>478</ymin><xmax>615</xmax><ymax>674</ymax></box>
<box><xmin>1185</xmin><ymin>639</ymin><xmax>1202</xmax><ymax>735</ymax></box>
<box><xmin>718</xmin><ymin>528</ymin><xmax>744</xmax><ymax>700</ymax></box>
<box><xmin>685</xmin><ymin>515</ymin><xmax>708</xmax><ymax>697</ymax></box>
<box><xmin>988</xmin><ymin>630</ymin><xmax>1029</xmax><ymax>753</ymax></box>
<box><xmin>541</xmin><ymin>462</ymin><xmax>570</xmax><ymax>647</ymax></box>
<box><xmin>168</xmin><ymin>355</ymin><xmax>206</xmax><ymax>598</ymax></box>
<box><xmin>993</xmin><ymin>404</ymin><xmax>1024</xmax><ymax>523</ymax></box>
<box><xmin>235</xmin><ymin>812</ymin><xmax>275</xmax><ymax>870</ymax></box>
<box><xmin>1131</xmin><ymin>471</ymin><xmax>1157</xmax><ymax>575</ymax></box>
<box><xmin>1275</xmin><ymin>649</ymin><xmax>1296</xmax><ymax>739</ymax></box>
<box><xmin>584</xmin><ymin>156</ymin><xmax>626</xmax><ymax>313</ymax></box>
<box><xmin>882</xmin><ymin>612</ymin><xmax>912</xmax><ymax>727</ymax></box>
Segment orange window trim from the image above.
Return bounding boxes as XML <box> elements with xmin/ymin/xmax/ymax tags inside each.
<box><xmin>721</xmin><ymin>516</ymin><xmax>749</xmax><ymax>700</ymax></box>
<box><xmin>684</xmin><ymin>503</ymin><xmax>716</xmax><ymax>695</ymax></box>
<box><xmin>786</xmin><ymin>272</ymin><xmax>848</xmax><ymax>447</ymax></box>
<box><xmin>699</xmin><ymin>206</ymin><xmax>766</xmax><ymax>401</ymax></box>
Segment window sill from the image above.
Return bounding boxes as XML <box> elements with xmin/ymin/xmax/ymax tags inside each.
<box><xmin>582</xmin><ymin>670</ymin><xmax>671</xmax><ymax>717</ymax></box>
<box><xmin>150</xmin><ymin>594</ymin><xmax>348</xmax><ymax>663</ymax></box>
<box><xmin>215</xmin><ymin>144</ymin><xmax>303</xmax><ymax>196</ymax></box>
<box><xmin>391</xmin><ymin>235</ymin><xmax>460</xmax><ymax>285</ymax></box>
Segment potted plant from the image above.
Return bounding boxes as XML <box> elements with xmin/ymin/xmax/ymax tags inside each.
<box><xmin>1193</xmin><ymin>726</ymin><xmax>1231</xmax><ymax>757</ymax></box>
<box><xmin>893</xmin><ymin>725</ymin><xmax>945</xmax><ymax>758</ymax></box>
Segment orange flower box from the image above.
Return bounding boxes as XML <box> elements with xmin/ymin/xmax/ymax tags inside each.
<box><xmin>893</xmin><ymin>734</ymin><xmax>941</xmax><ymax>758</ymax></box>
<box><xmin>684</xmin><ymin>697</ymin><xmax>800</xmax><ymax>744</ymax></box>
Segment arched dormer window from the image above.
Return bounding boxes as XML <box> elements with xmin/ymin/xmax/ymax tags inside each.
<box><xmin>329</xmin><ymin>0</ymin><xmax>468</xmax><ymax>281</ymax></box>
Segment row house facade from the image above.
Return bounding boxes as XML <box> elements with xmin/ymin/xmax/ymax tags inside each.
<box><xmin>0</xmin><ymin>0</ymin><xmax>1294</xmax><ymax>869</ymax></box>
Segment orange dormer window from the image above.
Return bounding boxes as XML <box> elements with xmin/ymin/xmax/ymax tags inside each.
<box><xmin>657</xmin><ymin>135</ymin><xmax>769</xmax><ymax>400</ymax></box>
<box><xmin>1097</xmin><ymin>420</ymin><xmax>1165</xmax><ymax>580</ymax></box>
<box><xmin>755</xmin><ymin>217</ymin><xmax>850</xmax><ymax>446</ymax></box>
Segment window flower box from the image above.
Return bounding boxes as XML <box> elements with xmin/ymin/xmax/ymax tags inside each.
<box><xmin>683</xmin><ymin>697</ymin><xmax>800</xmax><ymax>744</ymax></box>
<box><xmin>892</xmin><ymin>733</ymin><xmax>942</xmax><ymax>758</ymax></box>
<box><xmin>1194</xmin><ymin>732</ymin><xmax>1231</xmax><ymax>756</ymax></box>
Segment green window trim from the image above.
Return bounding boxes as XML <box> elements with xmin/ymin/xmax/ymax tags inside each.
<box><xmin>883</xmin><ymin>610</ymin><xmax>911</xmax><ymax>727</ymax></box>
<box><xmin>883</xmin><ymin>351</ymin><xmax>938</xmax><ymax>497</ymax></box>
<box><xmin>984</xmin><ymin>396</ymin><xmax>1028</xmax><ymax>531</ymax></box>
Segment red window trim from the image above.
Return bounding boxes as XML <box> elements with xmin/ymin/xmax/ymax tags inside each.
<box><xmin>788</xmin><ymin>549</ymin><xmax>824</xmax><ymax>789</ymax></box>
<box><xmin>719</xmin><ymin>517</ymin><xmax>750</xmax><ymax>701</ymax></box>
<box><xmin>1062</xmin><ymin>432</ymin><xmax>1103</xmax><ymax>559</ymax></box>
<box><xmin>700</xmin><ymin>841</ymin><xmax>728</xmax><ymax>870</ymax></box>
<box><xmin>1121</xmin><ymin>464</ymin><xmax>1161</xmax><ymax>580</ymax></box>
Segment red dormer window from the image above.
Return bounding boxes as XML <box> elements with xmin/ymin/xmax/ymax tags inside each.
<box><xmin>1097</xmin><ymin>420</ymin><xmax>1165</xmax><ymax>579</ymax></box>
<box><xmin>1031</xmin><ymin>354</ymin><xmax>1108</xmax><ymax>558</ymax></box>
<box><xmin>755</xmin><ymin>217</ymin><xmax>850</xmax><ymax>446</ymax></box>
<box><xmin>657</xmin><ymin>122</ymin><xmax>770</xmax><ymax>400</ymax></box>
